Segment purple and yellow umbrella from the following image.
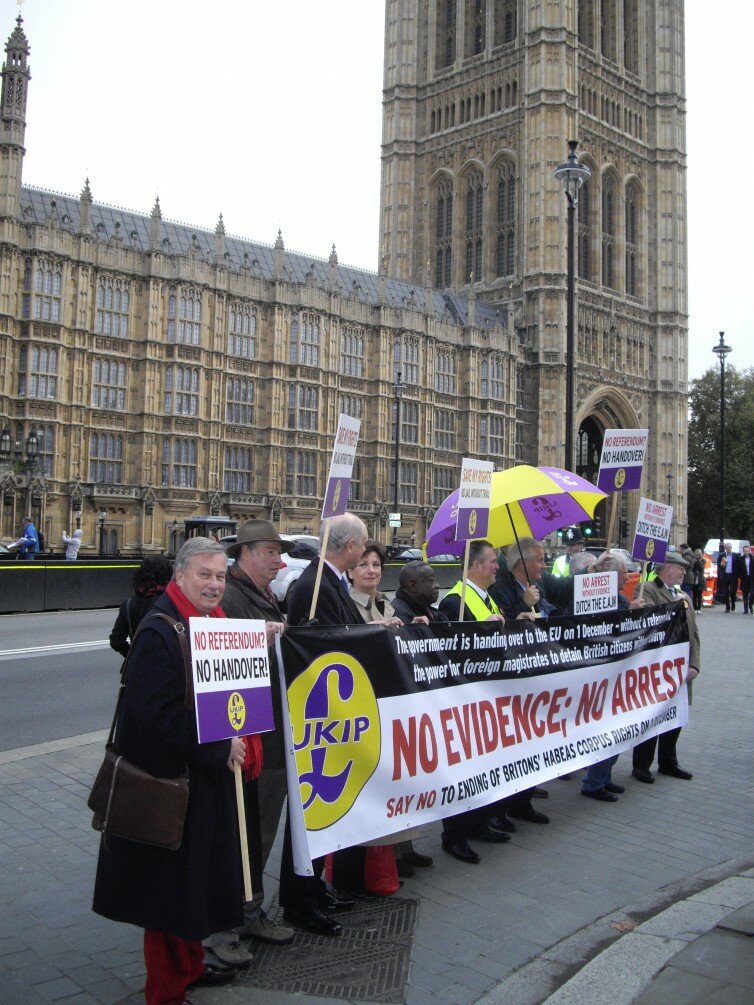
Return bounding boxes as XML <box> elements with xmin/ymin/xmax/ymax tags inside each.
<box><xmin>424</xmin><ymin>465</ymin><xmax>607</xmax><ymax>559</ymax></box>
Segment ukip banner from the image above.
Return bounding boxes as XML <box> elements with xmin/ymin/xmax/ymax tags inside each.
<box><xmin>277</xmin><ymin>605</ymin><xmax>690</xmax><ymax>869</ymax></box>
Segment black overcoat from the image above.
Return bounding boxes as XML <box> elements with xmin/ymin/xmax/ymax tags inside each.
<box><xmin>92</xmin><ymin>593</ymin><xmax>243</xmax><ymax>941</ymax></box>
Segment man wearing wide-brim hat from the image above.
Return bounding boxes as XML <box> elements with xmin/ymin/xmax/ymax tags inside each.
<box><xmin>631</xmin><ymin>551</ymin><xmax>700</xmax><ymax>784</ymax></box>
<box><xmin>203</xmin><ymin>521</ymin><xmax>296</xmax><ymax>968</ymax></box>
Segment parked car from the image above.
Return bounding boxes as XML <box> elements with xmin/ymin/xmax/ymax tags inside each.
<box><xmin>219</xmin><ymin>532</ymin><xmax>319</xmax><ymax>610</ymax></box>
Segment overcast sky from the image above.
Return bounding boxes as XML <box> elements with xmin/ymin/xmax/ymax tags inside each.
<box><xmin>5</xmin><ymin>0</ymin><xmax>752</xmax><ymax>380</ymax></box>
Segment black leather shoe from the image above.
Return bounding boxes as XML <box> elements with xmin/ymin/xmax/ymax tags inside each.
<box><xmin>187</xmin><ymin>963</ymin><xmax>235</xmax><ymax>988</ymax></box>
<box><xmin>396</xmin><ymin>858</ymin><xmax>415</xmax><ymax>878</ymax></box>
<box><xmin>604</xmin><ymin>782</ymin><xmax>625</xmax><ymax>794</ymax></box>
<box><xmin>283</xmin><ymin>907</ymin><xmax>342</xmax><ymax>936</ymax></box>
<box><xmin>442</xmin><ymin>840</ymin><xmax>480</xmax><ymax>864</ymax></box>
<box><xmin>632</xmin><ymin>768</ymin><xmax>655</xmax><ymax>783</ymax></box>
<box><xmin>509</xmin><ymin>806</ymin><xmax>549</xmax><ymax>824</ymax></box>
<box><xmin>402</xmin><ymin>850</ymin><xmax>433</xmax><ymax>868</ymax></box>
<box><xmin>531</xmin><ymin>786</ymin><xmax>549</xmax><ymax>799</ymax></box>
<box><xmin>581</xmin><ymin>788</ymin><xmax>618</xmax><ymax>802</ymax></box>
<box><xmin>658</xmin><ymin>765</ymin><xmax>693</xmax><ymax>780</ymax></box>
<box><xmin>469</xmin><ymin>824</ymin><xmax>511</xmax><ymax>843</ymax></box>
<box><xmin>322</xmin><ymin>891</ymin><xmax>354</xmax><ymax>912</ymax></box>
<box><xmin>489</xmin><ymin>814</ymin><xmax>517</xmax><ymax>833</ymax></box>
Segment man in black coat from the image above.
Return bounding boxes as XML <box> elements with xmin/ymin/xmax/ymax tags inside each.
<box><xmin>93</xmin><ymin>538</ymin><xmax>244</xmax><ymax>1001</ymax></box>
<box><xmin>280</xmin><ymin>513</ymin><xmax>369</xmax><ymax>936</ymax></box>
<box><xmin>392</xmin><ymin>561</ymin><xmax>449</xmax><ymax>624</ymax></box>
<box><xmin>204</xmin><ymin>521</ymin><xmax>296</xmax><ymax>966</ymax></box>
<box><xmin>736</xmin><ymin>545</ymin><xmax>753</xmax><ymax>614</ymax></box>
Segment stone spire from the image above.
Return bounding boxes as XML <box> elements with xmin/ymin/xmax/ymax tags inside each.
<box><xmin>214</xmin><ymin>213</ymin><xmax>225</xmax><ymax>262</ymax></box>
<box><xmin>328</xmin><ymin>243</ymin><xmax>338</xmax><ymax>289</ymax></box>
<box><xmin>149</xmin><ymin>196</ymin><xmax>162</xmax><ymax>251</ymax></box>
<box><xmin>273</xmin><ymin>229</ymin><xmax>284</xmax><ymax>278</ymax></box>
<box><xmin>79</xmin><ymin>178</ymin><xmax>92</xmax><ymax>235</ymax></box>
<box><xmin>0</xmin><ymin>14</ymin><xmax>31</xmax><ymax>218</ymax></box>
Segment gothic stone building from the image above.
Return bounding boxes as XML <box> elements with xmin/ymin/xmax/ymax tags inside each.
<box><xmin>0</xmin><ymin>16</ymin><xmax>519</xmax><ymax>555</ymax></box>
<box><xmin>379</xmin><ymin>0</ymin><xmax>688</xmax><ymax>538</ymax></box>
<box><xmin>0</xmin><ymin>2</ymin><xmax>688</xmax><ymax>556</ymax></box>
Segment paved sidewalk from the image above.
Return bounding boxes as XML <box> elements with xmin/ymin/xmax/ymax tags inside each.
<box><xmin>0</xmin><ymin>607</ymin><xmax>752</xmax><ymax>1005</ymax></box>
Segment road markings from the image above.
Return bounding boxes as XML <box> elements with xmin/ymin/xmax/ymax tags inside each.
<box><xmin>0</xmin><ymin>640</ymin><xmax>110</xmax><ymax>657</ymax></box>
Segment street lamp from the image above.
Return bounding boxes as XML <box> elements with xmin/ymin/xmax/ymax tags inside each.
<box><xmin>98</xmin><ymin>509</ymin><xmax>107</xmax><ymax>557</ymax></box>
<box><xmin>392</xmin><ymin>371</ymin><xmax>403</xmax><ymax>545</ymax></box>
<box><xmin>554</xmin><ymin>140</ymin><xmax>591</xmax><ymax>472</ymax></box>
<box><xmin>665</xmin><ymin>471</ymin><xmax>673</xmax><ymax>506</ymax></box>
<box><xmin>712</xmin><ymin>331</ymin><xmax>732</xmax><ymax>552</ymax></box>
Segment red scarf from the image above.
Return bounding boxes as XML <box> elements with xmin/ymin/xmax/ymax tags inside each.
<box><xmin>166</xmin><ymin>580</ymin><xmax>262</xmax><ymax>780</ymax></box>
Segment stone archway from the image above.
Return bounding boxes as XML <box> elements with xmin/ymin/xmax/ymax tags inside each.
<box><xmin>574</xmin><ymin>387</ymin><xmax>642</xmax><ymax>544</ymax></box>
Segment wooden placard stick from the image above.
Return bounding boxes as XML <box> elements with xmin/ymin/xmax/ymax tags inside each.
<box><xmin>605</xmin><ymin>491</ymin><xmax>619</xmax><ymax>554</ymax></box>
<box><xmin>308</xmin><ymin>520</ymin><xmax>331</xmax><ymax>622</ymax></box>
<box><xmin>458</xmin><ymin>539</ymin><xmax>471</xmax><ymax>620</ymax></box>
<box><xmin>234</xmin><ymin>761</ymin><xmax>252</xmax><ymax>902</ymax></box>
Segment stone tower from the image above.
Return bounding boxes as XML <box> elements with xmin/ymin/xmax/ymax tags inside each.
<box><xmin>0</xmin><ymin>15</ymin><xmax>30</xmax><ymax>219</ymax></box>
<box><xmin>379</xmin><ymin>0</ymin><xmax>689</xmax><ymax>539</ymax></box>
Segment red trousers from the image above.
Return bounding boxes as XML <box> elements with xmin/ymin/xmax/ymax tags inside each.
<box><xmin>143</xmin><ymin>930</ymin><xmax>204</xmax><ymax>1005</ymax></box>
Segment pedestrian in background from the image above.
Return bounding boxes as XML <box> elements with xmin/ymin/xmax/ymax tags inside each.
<box><xmin>109</xmin><ymin>556</ymin><xmax>173</xmax><ymax>659</ymax></box>
<box><xmin>62</xmin><ymin>528</ymin><xmax>83</xmax><ymax>561</ymax></box>
<box><xmin>10</xmin><ymin>516</ymin><xmax>39</xmax><ymax>561</ymax></box>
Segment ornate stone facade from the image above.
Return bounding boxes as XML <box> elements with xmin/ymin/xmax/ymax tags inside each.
<box><xmin>379</xmin><ymin>0</ymin><xmax>688</xmax><ymax>539</ymax></box>
<box><xmin>0</xmin><ymin>16</ymin><xmax>521</xmax><ymax>554</ymax></box>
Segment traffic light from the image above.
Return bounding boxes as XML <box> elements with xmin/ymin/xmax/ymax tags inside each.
<box><xmin>620</xmin><ymin>519</ymin><xmax>629</xmax><ymax>539</ymax></box>
<box><xmin>581</xmin><ymin>521</ymin><xmax>594</xmax><ymax>537</ymax></box>
<box><xmin>557</xmin><ymin>528</ymin><xmax>564</xmax><ymax>539</ymax></box>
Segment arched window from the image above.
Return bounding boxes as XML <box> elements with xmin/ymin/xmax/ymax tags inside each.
<box><xmin>624</xmin><ymin>0</ymin><xmax>639</xmax><ymax>73</ymax></box>
<box><xmin>225</xmin><ymin>378</ymin><xmax>254</xmax><ymax>425</ymax></box>
<box><xmin>95</xmin><ymin>276</ymin><xmax>130</xmax><ymax>337</ymax></box>
<box><xmin>601</xmin><ymin>175</ymin><xmax>616</xmax><ymax>290</ymax></box>
<box><xmin>164</xmin><ymin>365</ymin><xmax>199</xmax><ymax>416</ymax></box>
<box><xmin>601</xmin><ymin>0</ymin><xmax>616</xmax><ymax>62</ymax></box>
<box><xmin>228</xmin><ymin>302</ymin><xmax>257</xmax><ymax>358</ymax></box>
<box><xmin>464</xmin><ymin>169</ymin><xmax>484</xmax><ymax>283</ymax></box>
<box><xmin>89</xmin><ymin>432</ymin><xmax>123</xmax><ymax>484</ymax></box>
<box><xmin>435</xmin><ymin>0</ymin><xmax>456</xmax><ymax>69</ymax></box>
<box><xmin>224</xmin><ymin>445</ymin><xmax>252</xmax><ymax>493</ymax></box>
<box><xmin>495</xmin><ymin>160</ymin><xmax>516</xmax><ymax>277</ymax></box>
<box><xmin>494</xmin><ymin>0</ymin><xmax>517</xmax><ymax>45</ymax></box>
<box><xmin>577</xmin><ymin>179</ymin><xmax>592</xmax><ymax>281</ymax></box>
<box><xmin>625</xmin><ymin>182</ymin><xmax>640</xmax><ymax>297</ymax></box>
<box><xmin>578</xmin><ymin>0</ymin><xmax>595</xmax><ymax>49</ymax></box>
<box><xmin>465</xmin><ymin>0</ymin><xmax>486</xmax><ymax>57</ymax></box>
<box><xmin>434</xmin><ymin>178</ymin><xmax>453</xmax><ymax>287</ymax></box>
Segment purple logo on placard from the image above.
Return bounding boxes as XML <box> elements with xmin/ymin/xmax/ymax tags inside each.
<box><xmin>632</xmin><ymin>534</ymin><xmax>668</xmax><ymax>565</ymax></box>
<box><xmin>323</xmin><ymin>476</ymin><xmax>350</xmax><ymax>519</ymax></box>
<box><xmin>196</xmin><ymin>687</ymin><xmax>274</xmax><ymax>744</ymax></box>
<box><xmin>598</xmin><ymin>465</ymin><xmax>643</xmax><ymax>493</ymax></box>
<box><xmin>456</xmin><ymin>506</ymin><xmax>489</xmax><ymax>541</ymax></box>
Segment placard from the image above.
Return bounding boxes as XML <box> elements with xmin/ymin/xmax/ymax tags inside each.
<box><xmin>455</xmin><ymin>458</ymin><xmax>493</xmax><ymax>541</ymax></box>
<box><xmin>189</xmin><ymin>618</ymin><xmax>274</xmax><ymax>743</ymax></box>
<box><xmin>632</xmin><ymin>497</ymin><xmax>673</xmax><ymax>564</ymax></box>
<box><xmin>597</xmin><ymin>428</ymin><xmax>649</xmax><ymax>493</ymax></box>
<box><xmin>573</xmin><ymin>570</ymin><xmax>619</xmax><ymax>615</ymax></box>
<box><xmin>322</xmin><ymin>413</ymin><xmax>361</xmax><ymax>519</ymax></box>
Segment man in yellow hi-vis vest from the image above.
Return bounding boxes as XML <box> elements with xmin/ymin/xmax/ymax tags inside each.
<box><xmin>435</xmin><ymin>540</ymin><xmax>508</xmax><ymax>864</ymax></box>
<box><xmin>552</xmin><ymin>525</ymin><xmax>585</xmax><ymax>576</ymax></box>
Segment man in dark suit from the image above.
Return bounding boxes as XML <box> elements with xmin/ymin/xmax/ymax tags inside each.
<box><xmin>280</xmin><ymin>513</ymin><xmax>369</xmax><ymax>936</ymax></box>
<box><xmin>717</xmin><ymin>541</ymin><xmax>737</xmax><ymax>611</ymax></box>
<box><xmin>736</xmin><ymin>545</ymin><xmax>753</xmax><ymax>614</ymax></box>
